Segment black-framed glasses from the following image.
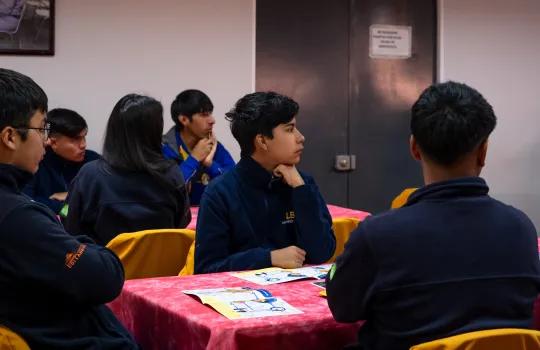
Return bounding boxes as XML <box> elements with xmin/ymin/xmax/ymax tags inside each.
<box><xmin>16</xmin><ymin>122</ymin><xmax>51</xmax><ymax>140</ymax></box>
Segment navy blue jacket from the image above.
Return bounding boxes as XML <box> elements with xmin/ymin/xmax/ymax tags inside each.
<box><xmin>195</xmin><ymin>156</ymin><xmax>336</xmax><ymax>273</ymax></box>
<box><xmin>326</xmin><ymin>177</ymin><xmax>540</xmax><ymax>350</ymax></box>
<box><xmin>23</xmin><ymin>147</ymin><xmax>101</xmax><ymax>213</ymax></box>
<box><xmin>65</xmin><ymin>159</ymin><xmax>191</xmax><ymax>246</ymax></box>
<box><xmin>162</xmin><ymin>126</ymin><xmax>235</xmax><ymax>205</ymax></box>
<box><xmin>0</xmin><ymin>163</ymin><xmax>137</xmax><ymax>349</ymax></box>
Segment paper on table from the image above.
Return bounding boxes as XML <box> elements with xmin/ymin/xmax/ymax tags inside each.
<box><xmin>184</xmin><ymin>287</ymin><xmax>302</xmax><ymax>320</ymax></box>
<box><xmin>231</xmin><ymin>264</ymin><xmax>332</xmax><ymax>285</ymax></box>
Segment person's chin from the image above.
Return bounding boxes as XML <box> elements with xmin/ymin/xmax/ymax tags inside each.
<box><xmin>288</xmin><ymin>156</ymin><xmax>301</xmax><ymax>165</ymax></box>
<box><xmin>72</xmin><ymin>154</ymin><xmax>85</xmax><ymax>162</ymax></box>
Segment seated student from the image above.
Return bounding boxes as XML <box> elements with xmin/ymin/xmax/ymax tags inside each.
<box><xmin>326</xmin><ymin>81</ymin><xmax>540</xmax><ymax>350</ymax></box>
<box><xmin>195</xmin><ymin>91</ymin><xmax>336</xmax><ymax>274</ymax></box>
<box><xmin>162</xmin><ymin>89</ymin><xmax>235</xmax><ymax>205</ymax></box>
<box><xmin>0</xmin><ymin>68</ymin><xmax>138</xmax><ymax>348</ymax></box>
<box><xmin>65</xmin><ymin>94</ymin><xmax>191</xmax><ymax>246</ymax></box>
<box><xmin>23</xmin><ymin>108</ymin><xmax>100</xmax><ymax>214</ymax></box>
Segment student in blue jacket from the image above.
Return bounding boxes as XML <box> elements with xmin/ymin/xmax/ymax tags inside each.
<box><xmin>0</xmin><ymin>68</ymin><xmax>138</xmax><ymax>349</ymax></box>
<box><xmin>23</xmin><ymin>108</ymin><xmax>100</xmax><ymax>214</ymax></box>
<box><xmin>195</xmin><ymin>91</ymin><xmax>336</xmax><ymax>274</ymax></box>
<box><xmin>326</xmin><ymin>82</ymin><xmax>540</xmax><ymax>350</ymax></box>
<box><xmin>162</xmin><ymin>89</ymin><xmax>235</xmax><ymax>205</ymax></box>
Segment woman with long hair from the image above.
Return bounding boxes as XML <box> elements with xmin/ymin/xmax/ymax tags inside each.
<box><xmin>65</xmin><ymin>94</ymin><xmax>191</xmax><ymax>245</ymax></box>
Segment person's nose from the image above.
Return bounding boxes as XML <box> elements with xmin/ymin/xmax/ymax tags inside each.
<box><xmin>296</xmin><ymin>129</ymin><xmax>305</xmax><ymax>143</ymax></box>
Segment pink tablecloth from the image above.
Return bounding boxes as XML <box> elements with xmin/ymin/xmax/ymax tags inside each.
<box><xmin>109</xmin><ymin>273</ymin><xmax>362</xmax><ymax>350</ymax></box>
<box><xmin>187</xmin><ymin>204</ymin><xmax>370</xmax><ymax>230</ymax></box>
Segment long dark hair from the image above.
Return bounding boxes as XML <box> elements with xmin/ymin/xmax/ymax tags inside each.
<box><xmin>103</xmin><ymin>94</ymin><xmax>177</xmax><ymax>189</ymax></box>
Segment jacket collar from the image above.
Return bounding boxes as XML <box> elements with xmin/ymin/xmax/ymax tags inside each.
<box><xmin>0</xmin><ymin>163</ymin><xmax>34</xmax><ymax>193</ymax></box>
<box><xmin>406</xmin><ymin>176</ymin><xmax>489</xmax><ymax>206</ymax></box>
<box><xmin>236</xmin><ymin>156</ymin><xmax>283</xmax><ymax>190</ymax></box>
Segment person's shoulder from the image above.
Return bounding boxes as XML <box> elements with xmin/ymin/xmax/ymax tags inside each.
<box><xmin>489</xmin><ymin>197</ymin><xmax>537</xmax><ymax>232</ymax></box>
<box><xmin>76</xmin><ymin>158</ymin><xmax>106</xmax><ymax>179</ymax></box>
<box><xmin>205</xmin><ymin>165</ymin><xmax>239</xmax><ymax>194</ymax></box>
<box><xmin>2</xmin><ymin>199</ymin><xmax>58</xmax><ymax>230</ymax></box>
<box><xmin>84</xmin><ymin>149</ymin><xmax>101</xmax><ymax>162</ymax></box>
<box><xmin>216</xmin><ymin>141</ymin><xmax>230</xmax><ymax>152</ymax></box>
<box><xmin>163</xmin><ymin>161</ymin><xmax>186</xmax><ymax>186</ymax></box>
<box><xmin>353</xmin><ymin>206</ymin><xmax>415</xmax><ymax>239</ymax></box>
<box><xmin>162</xmin><ymin>126</ymin><xmax>177</xmax><ymax>146</ymax></box>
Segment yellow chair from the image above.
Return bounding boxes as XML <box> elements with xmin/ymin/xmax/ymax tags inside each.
<box><xmin>391</xmin><ymin>188</ymin><xmax>417</xmax><ymax>209</ymax></box>
<box><xmin>410</xmin><ymin>328</ymin><xmax>540</xmax><ymax>350</ymax></box>
<box><xmin>106</xmin><ymin>229</ymin><xmax>195</xmax><ymax>280</ymax></box>
<box><xmin>178</xmin><ymin>241</ymin><xmax>195</xmax><ymax>276</ymax></box>
<box><xmin>327</xmin><ymin>217</ymin><xmax>361</xmax><ymax>263</ymax></box>
<box><xmin>0</xmin><ymin>325</ymin><xmax>30</xmax><ymax>350</ymax></box>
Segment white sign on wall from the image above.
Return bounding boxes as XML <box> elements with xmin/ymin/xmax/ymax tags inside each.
<box><xmin>369</xmin><ymin>25</ymin><xmax>412</xmax><ymax>59</ymax></box>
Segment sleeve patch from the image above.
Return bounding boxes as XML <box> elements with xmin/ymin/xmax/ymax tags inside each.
<box><xmin>65</xmin><ymin>244</ymin><xmax>87</xmax><ymax>269</ymax></box>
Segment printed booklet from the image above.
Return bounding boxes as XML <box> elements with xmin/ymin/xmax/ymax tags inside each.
<box><xmin>230</xmin><ymin>264</ymin><xmax>331</xmax><ymax>285</ymax></box>
<box><xmin>184</xmin><ymin>287</ymin><xmax>302</xmax><ymax>320</ymax></box>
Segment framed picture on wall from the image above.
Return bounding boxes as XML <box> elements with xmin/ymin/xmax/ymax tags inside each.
<box><xmin>0</xmin><ymin>0</ymin><xmax>55</xmax><ymax>55</ymax></box>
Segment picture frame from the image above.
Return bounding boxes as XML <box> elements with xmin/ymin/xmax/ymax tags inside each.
<box><xmin>0</xmin><ymin>0</ymin><xmax>55</xmax><ymax>55</ymax></box>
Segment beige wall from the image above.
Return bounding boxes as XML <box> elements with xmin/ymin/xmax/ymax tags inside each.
<box><xmin>1</xmin><ymin>0</ymin><xmax>255</xmax><ymax>159</ymax></box>
<box><xmin>3</xmin><ymin>0</ymin><xmax>539</xmax><ymax>227</ymax></box>
<box><xmin>439</xmin><ymin>0</ymin><xmax>540</xmax><ymax>228</ymax></box>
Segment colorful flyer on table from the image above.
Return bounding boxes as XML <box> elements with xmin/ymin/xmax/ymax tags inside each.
<box><xmin>231</xmin><ymin>264</ymin><xmax>332</xmax><ymax>285</ymax></box>
<box><xmin>183</xmin><ymin>287</ymin><xmax>302</xmax><ymax>320</ymax></box>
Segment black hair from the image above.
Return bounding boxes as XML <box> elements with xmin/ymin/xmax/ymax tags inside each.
<box><xmin>411</xmin><ymin>81</ymin><xmax>497</xmax><ymax>165</ymax></box>
<box><xmin>103</xmin><ymin>94</ymin><xmax>177</xmax><ymax>189</ymax></box>
<box><xmin>170</xmin><ymin>89</ymin><xmax>213</xmax><ymax>129</ymax></box>
<box><xmin>0</xmin><ymin>68</ymin><xmax>48</xmax><ymax>140</ymax></box>
<box><xmin>225</xmin><ymin>91</ymin><xmax>299</xmax><ymax>157</ymax></box>
<box><xmin>47</xmin><ymin>108</ymin><xmax>87</xmax><ymax>138</ymax></box>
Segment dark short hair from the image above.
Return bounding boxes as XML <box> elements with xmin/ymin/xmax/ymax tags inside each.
<box><xmin>47</xmin><ymin>108</ymin><xmax>87</xmax><ymax>138</ymax></box>
<box><xmin>411</xmin><ymin>81</ymin><xmax>497</xmax><ymax>165</ymax></box>
<box><xmin>225</xmin><ymin>91</ymin><xmax>299</xmax><ymax>157</ymax></box>
<box><xmin>170</xmin><ymin>89</ymin><xmax>213</xmax><ymax>129</ymax></box>
<box><xmin>103</xmin><ymin>94</ymin><xmax>176</xmax><ymax>188</ymax></box>
<box><xmin>0</xmin><ymin>68</ymin><xmax>48</xmax><ymax>140</ymax></box>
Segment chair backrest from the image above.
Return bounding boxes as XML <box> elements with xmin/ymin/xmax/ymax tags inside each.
<box><xmin>391</xmin><ymin>188</ymin><xmax>417</xmax><ymax>209</ymax></box>
<box><xmin>178</xmin><ymin>240</ymin><xmax>195</xmax><ymax>276</ymax></box>
<box><xmin>106</xmin><ymin>228</ymin><xmax>195</xmax><ymax>280</ymax></box>
<box><xmin>0</xmin><ymin>325</ymin><xmax>30</xmax><ymax>350</ymax></box>
<box><xmin>327</xmin><ymin>217</ymin><xmax>361</xmax><ymax>263</ymax></box>
<box><xmin>410</xmin><ymin>328</ymin><xmax>540</xmax><ymax>350</ymax></box>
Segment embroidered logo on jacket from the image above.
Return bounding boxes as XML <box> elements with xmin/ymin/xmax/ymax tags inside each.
<box><xmin>65</xmin><ymin>244</ymin><xmax>87</xmax><ymax>269</ymax></box>
<box><xmin>281</xmin><ymin>211</ymin><xmax>295</xmax><ymax>224</ymax></box>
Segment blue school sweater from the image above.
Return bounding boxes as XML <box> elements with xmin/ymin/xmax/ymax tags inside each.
<box><xmin>195</xmin><ymin>156</ymin><xmax>336</xmax><ymax>273</ymax></box>
<box><xmin>0</xmin><ymin>163</ymin><xmax>138</xmax><ymax>349</ymax></box>
<box><xmin>326</xmin><ymin>177</ymin><xmax>540</xmax><ymax>350</ymax></box>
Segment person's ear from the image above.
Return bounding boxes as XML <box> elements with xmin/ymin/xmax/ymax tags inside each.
<box><xmin>48</xmin><ymin>136</ymin><xmax>57</xmax><ymax>149</ymax></box>
<box><xmin>255</xmin><ymin>134</ymin><xmax>268</xmax><ymax>151</ymax></box>
<box><xmin>477</xmin><ymin>139</ymin><xmax>488</xmax><ymax>167</ymax></box>
<box><xmin>409</xmin><ymin>135</ymin><xmax>421</xmax><ymax>161</ymax></box>
<box><xmin>0</xmin><ymin>127</ymin><xmax>19</xmax><ymax>151</ymax></box>
<box><xmin>179</xmin><ymin>115</ymin><xmax>190</xmax><ymax>128</ymax></box>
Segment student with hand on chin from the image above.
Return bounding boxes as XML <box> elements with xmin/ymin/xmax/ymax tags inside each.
<box><xmin>194</xmin><ymin>91</ymin><xmax>336</xmax><ymax>274</ymax></box>
<box><xmin>162</xmin><ymin>89</ymin><xmax>235</xmax><ymax>206</ymax></box>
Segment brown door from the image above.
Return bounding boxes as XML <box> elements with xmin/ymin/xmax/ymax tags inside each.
<box><xmin>256</xmin><ymin>0</ymin><xmax>436</xmax><ymax>213</ymax></box>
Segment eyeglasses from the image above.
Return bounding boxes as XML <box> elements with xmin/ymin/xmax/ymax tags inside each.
<box><xmin>16</xmin><ymin>122</ymin><xmax>51</xmax><ymax>140</ymax></box>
